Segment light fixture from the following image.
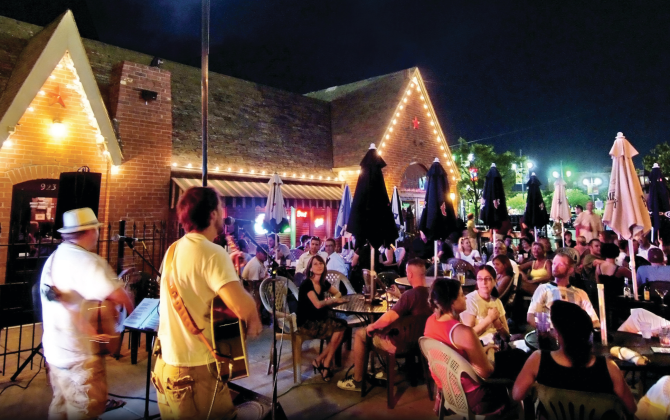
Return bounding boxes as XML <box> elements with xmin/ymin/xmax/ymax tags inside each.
<box><xmin>261</xmin><ymin>170</ymin><xmax>266</xmax><ymax>175</ymax></box>
<box><xmin>102</xmin><ymin>150</ymin><xmax>110</xmax><ymax>157</ymax></box>
<box><xmin>50</xmin><ymin>120</ymin><xmax>66</xmax><ymax>138</ymax></box>
<box><xmin>254</xmin><ymin>214</ymin><xmax>268</xmax><ymax>235</ymax></box>
<box><xmin>49</xmin><ymin>75</ymin><xmax>56</xmax><ymax>80</ymax></box>
<box><xmin>583</xmin><ymin>179</ymin><xmax>590</xmax><ymax>186</ymax></box>
<box><xmin>389</xmin><ymin>127</ymin><xmax>394</xmax><ymax>132</ymax></box>
<box><xmin>310</xmin><ymin>175</ymin><xmax>314</xmax><ymax>179</ymax></box>
<box><xmin>227</xmin><ymin>167</ymin><xmax>232</xmax><ymax>172</ymax></box>
<box><xmin>378</xmin><ymin>151</ymin><xmax>382</xmax><ymax>156</ymax></box>
<box><xmin>399</xmin><ymin>105</ymin><xmax>404</xmax><ymax>109</ymax></box>
<box><xmin>407</xmin><ymin>90</ymin><xmax>411</xmax><ymax>94</ymax></box>
<box><xmin>430</xmin><ymin>121</ymin><xmax>434</xmax><ymax>126</ymax></box>
<box><xmin>427</xmin><ymin>112</ymin><xmax>431</xmax><ymax>117</ymax></box>
<box><xmin>111</xmin><ymin>165</ymin><xmax>120</xmax><ymax>175</ymax></box>
<box><xmin>282</xmin><ymin>172</ymin><xmax>287</xmax><ymax>177</ymax></box>
<box><xmin>526</xmin><ymin>161</ymin><xmax>533</xmax><ymax>169</ymax></box>
<box><xmin>172</xmin><ymin>162</ymin><xmax>177</xmax><ymax>167</ymax></box>
<box><xmin>215</xmin><ymin>166</ymin><xmax>220</xmax><ymax>171</ymax></box>
<box><xmin>440</xmin><ymin>146</ymin><xmax>444</xmax><ymax>150</ymax></box>
<box><xmin>392</xmin><ymin>119</ymin><xmax>397</xmax><ymax>124</ymax></box>
<box><xmin>594</xmin><ymin>178</ymin><xmax>602</xmax><ymax>186</ymax></box>
<box><xmin>327</xmin><ymin>176</ymin><xmax>331</xmax><ymax>180</ymax></box>
<box><xmin>450</xmin><ymin>193</ymin><xmax>456</xmax><ymax>201</ymax></box>
<box><xmin>187</xmin><ymin>163</ymin><xmax>192</xmax><ymax>168</ymax></box>
<box><xmin>381</xmin><ymin>143</ymin><xmax>385</xmax><ymax>147</ymax></box>
<box><xmin>386</xmin><ymin>134</ymin><xmax>390</xmax><ymax>139</ymax></box>
<box><xmin>396</xmin><ymin>112</ymin><xmax>400</xmax><ymax>117</ymax></box>
<box><xmin>292</xmin><ymin>173</ymin><xmax>296</xmax><ymax>177</ymax></box>
<box><xmin>403</xmin><ymin>98</ymin><xmax>407</xmax><ymax>103</ymax></box>
<box><xmin>553</xmin><ymin>171</ymin><xmax>559</xmax><ymax>179</ymax></box>
<box><xmin>38</xmin><ymin>91</ymin><xmax>45</xmax><ymax>95</ymax></box>
<box><xmin>319</xmin><ymin>175</ymin><xmax>322</xmax><ymax>180</ymax></box>
<box><xmin>512</xmin><ymin>164</ymin><xmax>517</xmax><ymax>170</ymax></box>
<box><xmin>239</xmin><ymin>169</ymin><xmax>244</xmax><ymax>173</ymax></box>
<box><xmin>468</xmin><ymin>153</ymin><xmax>474</xmax><ymax>161</ymax></box>
<box><xmin>27</xmin><ymin>107</ymin><xmax>34</xmax><ymax>112</ymax></box>
<box><xmin>424</xmin><ymin>104</ymin><xmax>428</xmax><ymax>109</ymax></box>
<box><xmin>3</xmin><ymin>139</ymin><xmax>12</xmax><ymax>148</ymax></box>
<box><xmin>444</xmin><ymin>153</ymin><xmax>448</xmax><ymax>157</ymax></box>
<box><xmin>250</xmin><ymin>169</ymin><xmax>255</xmax><ymax>174</ymax></box>
<box><xmin>301</xmin><ymin>174</ymin><xmax>305</xmax><ymax>178</ymax></box>
<box><xmin>566</xmin><ymin>171</ymin><xmax>572</xmax><ymax>177</ymax></box>
<box><xmin>421</xmin><ymin>95</ymin><xmax>425</xmax><ymax>100</ymax></box>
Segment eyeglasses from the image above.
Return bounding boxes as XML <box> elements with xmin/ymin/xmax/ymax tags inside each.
<box><xmin>476</xmin><ymin>276</ymin><xmax>494</xmax><ymax>282</ymax></box>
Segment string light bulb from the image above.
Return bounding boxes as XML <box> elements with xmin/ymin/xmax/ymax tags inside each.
<box><xmin>227</xmin><ymin>167</ymin><xmax>232</xmax><ymax>172</ymax></box>
<box><xmin>111</xmin><ymin>165</ymin><xmax>120</xmax><ymax>175</ymax></box>
<box><xmin>3</xmin><ymin>139</ymin><xmax>12</xmax><ymax>148</ymax></box>
<box><xmin>27</xmin><ymin>107</ymin><xmax>33</xmax><ymax>112</ymax></box>
<box><xmin>187</xmin><ymin>163</ymin><xmax>192</xmax><ymax>168</ymax></box>
<box><xmin>172</xmin><ymin>163</ymin><xmax>177</xmax><ymax>167</ymax></box>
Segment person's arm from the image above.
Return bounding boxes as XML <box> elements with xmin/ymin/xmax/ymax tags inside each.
<box><xmin>606</xmin><ymin>359</ymin><xmax>637</xmax><ymax>414</ymax></box>
<box><xmin>351</xmin><ymin>252</ymin><xmax>360</xmax><ymax>267</ymax></box>
<box><xmin>217</xmin><ymin>282</ymin><xmax>262</xmax><ymax>338</ymax></box>
<box><xmin>295</xmin><ymin>254</ymin><xmax>306</xmax><ymax>274</ymax></box>
<box><xmin>496</xmin><ymin>275</ymin><xmax>513</xmax><ymax>298</ymax></box>
<box><xmin>382</xmin><ymin>248</ymin><xmax>395</xmax><ymax>266</ymax></box>
<box><xmin>366</xmin><ymin>310</ymin><xmax>400</xmax><ymax>335</ymax></box>
<box><xmin>472</xmin><ymin>250</ymin><xmax>482</xmax><ymax>262</ymax></box>
<box><xmin>461</xmin><ymin>306</ymin><xmax>499</xmax><ymax>337</ymax></box>
<box><xmin>451</xmin><ymin>323</ymin><xmax>494</xmax><ymax>378</ymax></box>
<box><xmin>512</xmin><ymin>350</ymin><xmax>541</xmax><ymax>401</ymax></box>
<box><xmin>307</xmin><ymin>289</ymin><xmax>345</xmax><ymax>309</ymax></box>
<box><xmin>526</xmin><ymin>288</ymin><xmax>544</xmax><ymax>328</ymax></box>
<box><xmin>106</xmin><ymin>287</ymin><xmax>134</xmax><ymax>316</ymax></box>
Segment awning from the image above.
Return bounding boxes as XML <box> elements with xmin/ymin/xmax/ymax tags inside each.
<box><xmin>172</xmin><ymin>178</ymin><xmax>343</xmax><ymax>201</ymax></box>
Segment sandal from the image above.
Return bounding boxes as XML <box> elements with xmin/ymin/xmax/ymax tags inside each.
<box><xmin>312</xmin><ymin>359</ymin><xmax>323</xmax><ymax>374</ymax></box>
<box><xmin>104</xmin><ymin>398</ymin><xmax>126</xmax><ymax>413</ymax></box>
<box><xmin>321</xmin><ymin>366</ymin><xmax>333</xmax><ymax>382</ymax></box>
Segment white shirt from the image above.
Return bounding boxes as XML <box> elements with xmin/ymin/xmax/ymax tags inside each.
<box><xmin>615</xmin><ymin>251</ymin><xmax>627</xmax><ymax>266</ymax></box>
<box><xmin>638</xmin><ymin>244</ymin><xmax>660</xmax><ymax>262</ymax></box>
<box><xmin>462</xmin><ymin>291</ymin><xmax>505</xmax><ymax>341</ymax></box>
<box><xmin>40</xmin><ymin>243</ymin><xmax>121</xmax><ymax>368</ymax></box>
<box><xmin>268</xmin><ymin>243</ymin><xmax>291</xmax><ymax>266</ymax></box>
<box><xmin>636</xmin><ymin>376</ymin><xmax>670</xmax><ymax>420</ymax></box>
<box><xmin>326</xmin><ymin>252</ymin><xmax>348</xmax><ymax>276</ymax></box>
<box><xmin>242</xmin><ymin>256</ymin><xmax>267</xmax><ymax>281</ymax></box>
<box><xmin>457</xmin><ymin>250</ymin><xmax>480</xmax><ymax>266</ymax></box>
<box><xmin>295</xmin><ymin>251</ymin><xmax>328</xmax><ymax>275</ymax></box>
<box><xmin>158</xmin><ymin>233</ymin><xmax>240</xmax><ymax>367</ymax></box>
<box><xmin>528</xmin><ymin>282</ymin><xmax>599</xmax><ymax>325</ymax></box>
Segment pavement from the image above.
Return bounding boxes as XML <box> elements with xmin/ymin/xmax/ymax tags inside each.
<box><xmin>0</xmin><ymin>324</ymin><xmax>437</xmax><ymax>420</ymax></box>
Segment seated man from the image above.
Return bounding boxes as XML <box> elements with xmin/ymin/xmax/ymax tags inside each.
<box><xmin>294</xmin><ymin>236</ymin><xmax>328</xmax><ymax>285</ymax></box>
<box><xmin>337</xmin><ymin>258</ymin><xmax>433</xmax><ymax>391</ymax></box>
<box><xmin>267</xmin><ymin>233</ymin><xmax>291</xmax><ymax>267</ymax></box>
<box><xmin>241</xmin><ymin>244</ymin><xmax>269</xmax><ymax>323</ymax></box>
<box><xmin>527</xmin><ymin>250</ymin><xmax>600</xmax><ymax>328</ymax></box>
<box><xmin>579</xmin><ymin>239</ymin><xmax>603</xmax><ymax>282</ymax></box>
<box><xmin>637</xmin><ymin>248</ymin><xmax>670</xmax><ymax>286</ymax></box>
<box><xmin>297</xmin><ymin>234</ymin><xmax>310</xmax><ymax>251</ymax></box>
<box><xmin>324</xmin><ymin>237</ymin><xmax>348</xmax><ymax>276</ymax></box>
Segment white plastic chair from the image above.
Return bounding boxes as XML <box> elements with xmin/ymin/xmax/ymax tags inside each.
<box><xmin>325</xmin><ymin>270</ymin><xmax>356</xmax><ymax>295</ymax></box>
<box><xmin>394</xmin><ymin>247</ymin><xmax>405</xmax><ymax>265</ymax></box>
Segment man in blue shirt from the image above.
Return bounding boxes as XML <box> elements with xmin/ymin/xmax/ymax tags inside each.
<box><xmin>637</xmin><ymin>248</ymin><xmax>670</xmax><ymax>286</ymax></box>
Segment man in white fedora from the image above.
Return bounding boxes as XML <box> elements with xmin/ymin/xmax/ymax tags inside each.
<box><xmin>40</xmin><ymin>207</ymin><xmax>134</xmax><ymax>420</ymax></box>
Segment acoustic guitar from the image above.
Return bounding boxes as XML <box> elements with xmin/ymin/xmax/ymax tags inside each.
<box><xmin>79</xmin><ymin>299</ymin><xmax>125</xmax><ymax>355</ymax></box>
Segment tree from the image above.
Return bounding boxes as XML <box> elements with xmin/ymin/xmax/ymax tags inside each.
<box><xmin>643</xmin><ymin>142</ymin><xmax>670</xmax><ymax>175</ymax></box>
<box><xmin>565</xmin><ymin>189</ymin><xmax>592</xmax><ymax>209</ymax></box>
<box><xmin>507</xmin><ymin>193</ymin><xmax>526</xmax><ymax>213</ymax></box>
<box><xmin>453</xmin><ymin>138</ymin><xmax>527</xmax><ymax>221</ymax></box>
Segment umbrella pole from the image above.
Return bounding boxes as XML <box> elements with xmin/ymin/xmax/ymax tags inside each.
<box><xmin>629</xmin><ymin>240</ymin><xmax>639</xmax><ymax>300</ymax></box>
<box><xmin>434</xmin><ymin>240</ymin><xmax>438</xmax><ymax>279</ymax></box>
<box><xmin>534</xmin><ymin>227</ymin><xmax>538</xmax><ymax>242</ymax></box>
<box><xmin>561</xmin><ymin>221</ymin><xmax>565</xmax><ymax>248</ymax></box>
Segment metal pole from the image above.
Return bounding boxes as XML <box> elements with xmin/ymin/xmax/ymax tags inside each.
<box><xmin>201</xmin><ymin>0</ymin><xmax>210</xmax><ymax>187</ymax></box>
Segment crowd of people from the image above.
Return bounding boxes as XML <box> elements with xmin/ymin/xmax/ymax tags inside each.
<box><xmin>38</xmin><ymin>190</ymin><xmax>670</xmax><ymax>419</ymax></box>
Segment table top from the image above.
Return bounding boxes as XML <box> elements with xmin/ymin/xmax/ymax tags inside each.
<box><xmin>331</xmin><ymin>294</ymin><xmax>388</xmax><ymax>314</ymax></box>
<box><xmin>525</xmin><ymin>330</ymin><xmax>670</xmax><ymax>372</ymax></box>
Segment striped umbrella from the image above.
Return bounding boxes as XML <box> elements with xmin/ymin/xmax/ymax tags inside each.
<box><xmin>391</xmin><ymin>186</ymin><xmax>404</xmax><ymax>229</ymax></box>
<box><xmin>262</xmin><ymin>173</ymin><xmax>289</xmax><ymax>233</ymax></box>
<box><xmin>603</xmin><ymin>132</ymin><xmax>652</xmax><ymax>300</ymax></box>
<box><xmin>335</xmin><ymin>184</ymin><xmax>352</xmax><ymax>237</ymax></box>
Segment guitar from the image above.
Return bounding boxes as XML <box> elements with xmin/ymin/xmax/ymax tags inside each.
<box><xmin>210</xmin><ymin>234</ymin><xmax>249</xmax><ymax>381</ymax></box>
<box><xmin>79</xmin><ymin>298</ymin><xmax>125</xmax><ymax>355</ymax></box>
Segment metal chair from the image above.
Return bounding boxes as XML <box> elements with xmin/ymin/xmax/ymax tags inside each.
<box><xmin>447</xmin><ymin>258</ymin><xmax>476</xmax><ymax>279</ymax></box>
<box><xmin>419</xmin><ymin>337</ymin><xmax>516</xmax><ymax>419</ymax></box>
<box><xmin>533</xmin><ymin>384</ymin><xmax>626</xmax><ymax>420</ymax></box>
<box><xmin>377</xmin><ymin>271</ymin><xmax>400</xmax><ymax>288</ymax></box>
<box><xmin>325</xmin><ymin>270</ymin><xmax>356</xmax><ymax>295</ymax></box>
<box><xmin>289</xmin><ymin>248</ymin><xmax>304</xmax><ymax>262</ymax></box>
<box><xmin>325</xmin><ymin>270</ymin><xmax>363</xmax><ymax>349</ymax></box>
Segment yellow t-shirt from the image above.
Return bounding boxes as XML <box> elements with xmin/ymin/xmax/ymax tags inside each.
<box><xmin>158</xmin><ymin>233</ymin><xmax>239</xmax><ymax>366</ymax></box>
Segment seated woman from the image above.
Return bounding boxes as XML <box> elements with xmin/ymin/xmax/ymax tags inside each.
<box><xmin>516</xmin><ymin>237</ymin><xmax>533</xmax><ymax>264</ymax></box>
<box><xmin>378</xmin><ymin>243</ymin><xmax>397</xmax><ymax>273</ymax></box>
<box><xmin>424</xmin><ymin>278</ymin><xmax>511</xmax><ymax>415</ymax></box>
<box><xmin>491</xmin><ymin>255</ymin><xmax>515</xmax><ymax>307</ymax></box>
<box><xmin>596</xmin><ymin>242</ymin><xmax>631</xmax><ymax>303</ymax></box>
<box><xmin>519</xmin><ymin>242</ymin><xmax>552</xmax><ymax>295</ymax></box>
<box><xmin>296</xmin><ymin>255</ymin><xmax>347</xmax><ymax>381</ymax></box>
<box><xmin>512</xmin><ymin>301</ymin><xmax>636</xmax><ymax>415</ymax></box>
<box><xmin>460</xmin><ymin>266</ymin><xmax>510</xmax><ymax>345</ymax></box>
<box><xmin>455</xmin><ymin>236</ymin><xmax>481</xmax><ymax>266</ymax></box>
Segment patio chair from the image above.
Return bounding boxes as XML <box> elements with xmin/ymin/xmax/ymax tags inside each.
<box><xmin>394</xmin><ymin>247</ymin><xmax>406</xmax><ymax>266</ymax></box>
<box><xmin>361</xmin><ymin>315</ymin><xmax>431</xmax><ymax>409</ymax></box>
<box><xmin>325</xmin><ymin>270</ymin><xmax>363</xmax><ymax>350</ymax></box>
<box><xmin>533</xmin><ymin>383</ymin><xmax>627</xmax><ymax>420</ymax></box>
<box><xmin>447</xmin><ymin>258</ymin><xmax>476</xmax><ymax>279</ymax></box>
<box><xmin>325</xmin><ymin>270</ymin><xmax>356</xmax><ymax>295</ymax></box>
<box><xmin>419</xmin><ymin>337</ymin><xmax>516</xmax><ymax>419</ymax></box>
<box><xmin>377</xmin><ymin>271</ymin><xmax>400</xmax><ymax>288</ymax></box>
<box><xmin>260</xmin><ymin>276</ymin><xmax>338</xmax><ymax>383</ymax></box>
<box><xmin>289</xmin><ymin>248</ymin><xmax>304</xmax><ymax>262</ymax></box>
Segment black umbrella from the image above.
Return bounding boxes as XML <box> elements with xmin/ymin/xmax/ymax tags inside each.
<box><xmin>647</xmin><ymin>163</ymin><xmax>670</xmax><ymax>242</ymax></box>
<box><xmin>524</xmin><ymin>173</ymin><xmax>549</xmax><ymax>238</ymax></box>
<box><xmin>347</xmin><ymin>144</ymin><xmax>399</xmax><ymax>250</ymax></box>
<box><xmin>480</xmin><ymin>163</ymin><xmax>509</xmax><ymax>230</ymax></box>
<box><xmin>419</xmin><ymin>158</ymin><xmax>457</xmax><ymax>241</ymax></box>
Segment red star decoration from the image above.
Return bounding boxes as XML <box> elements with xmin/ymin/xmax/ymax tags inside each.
<box><xmin>47</xmin><ymin>86</ymin><xmax>66</xmax><ymax>108</ymax></box>
<box><xmin>412</xmin><ymin>117</ymin><xmax>420</xmax><ymax>129</ymax></box>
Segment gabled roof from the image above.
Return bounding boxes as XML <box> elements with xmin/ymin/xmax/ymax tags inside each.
<box><xmin>306</xmin><ymin>68</ymin><xmax>414</xmax><ymax>168</ymax></box>
<box><xmin>0</xmin><ymin>10</ymin><xmax>122</xmax><ymax>164</ymax></box>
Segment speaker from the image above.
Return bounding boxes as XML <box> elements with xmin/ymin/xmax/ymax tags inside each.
<box><xmin>54</xmin><ymin>171</ymin><xmax>102</xmax><ymax>231</ymax></box>
<box><xmin>228</xmin><ymin>383</ymin><xmax>288</xmax><ymax>420</ymax></box>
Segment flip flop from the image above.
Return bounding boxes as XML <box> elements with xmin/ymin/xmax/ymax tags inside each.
<box><xmin>105</xmin><ymin>398</ymin><xmax>126</xmax><ymax>412</ymax></box>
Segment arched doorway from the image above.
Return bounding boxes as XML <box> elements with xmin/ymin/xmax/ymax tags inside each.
<box><xmin>6</xmin><ymin>179</ymin><xmax>59</xmax><ymax>284</ymax></box>
<box><xmin>399</xmin><ymin>163</ymin><xmax>428</xmax><ymax>233</ymax></box>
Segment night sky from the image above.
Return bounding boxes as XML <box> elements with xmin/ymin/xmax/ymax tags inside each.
<box><xmin>4</xmin><ymin>0</ymin><xmax>670</xmax><ymax>181</ymax></box>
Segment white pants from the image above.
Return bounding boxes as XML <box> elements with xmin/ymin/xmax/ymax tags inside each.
<box><xmin>618</xmin><ymin>308</ymin><xmax>670</xmax><ymax>335</ymax></box>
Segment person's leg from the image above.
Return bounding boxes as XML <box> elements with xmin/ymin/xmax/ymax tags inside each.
<box><xmin>48</xmin><ymin>357</ymin><xmax>107</xmax><ymax>420</ymax></box>
<box><xmin>352</xmin><ymin>328</ymin><xmax>367</xmax><ymax>381</ymax></box>
<box><xmin>322</xmin><ymin>329</ymin><xmax>345</xmax><ymax>368</ymax></box>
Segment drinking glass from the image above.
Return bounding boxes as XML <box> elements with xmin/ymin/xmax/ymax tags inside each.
<box><xmin>660</xmin><ymin>327</ymin><xmax>670</xmax><ymax>347</ymax></box>
<box><xmin>640</xmin><ymin>321</ymin><xmax>652</xmax><ymax>339</ymax></box>
<box><xmin>457</xmin><ymin>271</ymin><xmax>465</xmax><ymax>285</ymax></box>
<box><xmin>656</xmin><ymin>289</ymin><xmax>668</xmax><ymax>305</ymax></box>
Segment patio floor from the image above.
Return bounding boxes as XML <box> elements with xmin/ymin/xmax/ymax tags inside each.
<box><xmin>0</xmin><ymin>324</ymin><xmax>437</xmax><ymax>420</ymax></box>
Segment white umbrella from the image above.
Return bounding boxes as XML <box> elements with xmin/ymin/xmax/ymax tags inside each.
<box><xmin>391</xmin><ymin>186</ymin><xmax>404</xmax><ymax>229</ymax></box>
<box><xmin>550</xmin><ymin>177</ymin><xmax>571</xmax><ymax>247</ymax></box>
<box><xmin>263</xmin><ymin>173</ymin><xmax>289</xmax><ymax>234</ymax></box>
<box><xmin>603</xmin><ymin>132</ymin><xmax>652</xmax><ymax>300</ymax></box>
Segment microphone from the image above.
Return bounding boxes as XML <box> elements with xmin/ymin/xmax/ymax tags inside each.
<box><xmin>111</xmin><ymin>235</ymin><xmax>145</xmax><ymax>246</ymax></box>
<box><xmin>224</xmin><ymin>217</ymin><xmax>254</xmax><ymax>226</ymax></box>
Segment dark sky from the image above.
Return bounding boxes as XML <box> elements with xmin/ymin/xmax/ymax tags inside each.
<box><xmin>5</xmin><ymin>0</ymin><xmax>670</xmax><ymax>181</ymax></box>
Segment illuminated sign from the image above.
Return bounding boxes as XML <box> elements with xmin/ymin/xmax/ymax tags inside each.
<box><xmin>296</xmin><ymin>210</ymin><xmax>308</xmax><ymax>218</ymax></box>
<box><xmin>314</xmin><ymin>218</ymin><xmax>324</xmax><ymax>228</ymax></box>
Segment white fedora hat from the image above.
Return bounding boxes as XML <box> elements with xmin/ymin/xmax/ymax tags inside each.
<box><xmin>58</xmin><ymin>208</ymin><xmax>104</xmax><ymax>233</ymax></box>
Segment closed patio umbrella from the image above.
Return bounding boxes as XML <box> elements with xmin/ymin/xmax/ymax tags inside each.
<box><xmin>391</xmin><ymin>186</ymin><xmax>404</xmax><ymax>230</ymax></box>
<box><xmin>603</xmin><ymin>132</ymin><xmax>652</xmax><ymax>300</ymax></box>
<box><xmin>335</xmin><ymin>184</ymin><xmax>352</xmax><ymax>237</ymax></box>
<box><xmin>647</xmin><ymin>163</ymin><xmax>670</xmax><ymax>243</ymax></box>
<box><xmin>550</xmin><ymin>177</ymin><xmax>571</xmax><ymax>247</ymax></box>
<box><xmin>418</xmin><ymin>158</ymin><xmax>457</xmax><ymax>276</ymax></box>
<box><xmin>524</xmin><ymin>173</ymin><xmax>549</xmax><ymax>241</ymax></box>
<box><xmin>480</xmin><ymin>163</ymin><xmax>509</xmax><ymax>241</ymax></box>
<box><xmin>347</xmin><ymin>144</ymin><xmax>398</xmax><ymax>272</ymax></box>
<box><xmin>263</xmin><ymin>173</ymin><xmax>289</xmax><ymax>233</ymax></box>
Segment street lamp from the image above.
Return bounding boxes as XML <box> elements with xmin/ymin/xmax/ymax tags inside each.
<box><xmin>583</xmin><ymin>177</ymin><xmax>602</xmax><ymax>201</ymax></box>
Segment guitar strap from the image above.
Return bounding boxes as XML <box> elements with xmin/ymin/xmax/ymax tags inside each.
<box><xmin>163</xmin><ymin>242</ymin><xmax>228</xmax><ymax>363</ymax></box>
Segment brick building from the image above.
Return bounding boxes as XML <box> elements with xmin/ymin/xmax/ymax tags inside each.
<box><xmin>0</xmin><ymin>11</ymin><xmax>458</xmax><ymax>284</ymax></box>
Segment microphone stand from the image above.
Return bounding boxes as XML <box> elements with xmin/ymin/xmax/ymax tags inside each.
<box><xmin>238</xmin><ymin>228</ymin><xmax>280</xmax><ymax>420</ymax></box>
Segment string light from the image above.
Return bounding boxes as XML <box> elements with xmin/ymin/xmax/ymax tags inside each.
<box><xmin>386</xmin><ymin>134</ymin><xmax>390</xmax><ymax>139</ymax></box>
<box><xmin>406</xmin><ymin>90</ymin><xmax>411</xmax><ymax>95</ymax></box>
<box><xmin>392</xmin><ymin>119</ymin><xmax>397</xmax><ymax>124</ymax></box>
<box><xmin>424</xmin><ymin>104</ymin><xmax>428</xmax><ymax>109</ymax></box>
<box><xmin>396</xmin><ymin>112</ymin><xmax>400</xmax><ymax>117</ymax></box>
<box><xmin>433</xmin><ymin>130</ymin><xmax>437</xmax><ymax>134</ymax></box>
<box><xmin>283</xmin><ymin>172</ymin><xmax>286</xmax><ymax>176</ymax></box>
<box><xmin>111</xmin><ymin>165</ymin><xmax>120</xmax><ymax>175</ymax></box>
<box><xmin>187</xmin><ymin>163</ymin><xmax>192</xmax><ymax>168</ymax></box>
<box><xmin>172</xmin><ymin>163</ymin><xmax>177</xmax><ymax>167</ymax></box>
<box><xmin>3</xmin><ymin>139</ymin><xmax>12</xmax><ymax>148</ymax></box>
<box><xmin>420</xmin><ymin>95</ymin><xmax>425</xmax><ymax>100</ymax></box>
<box><xmin>227</xmin><ymin>167</ymin><xmax>232</xmax><ymax>172</ymax></box>
<box><xmin>49</xmin><ymin>75</ymin><xmax>56</xmax><ymax>80</ymax></box>
<box><xmin>427</xmin><ymin>112</ymin><xmax>431</xmax><ymax>117</ymax></box>
<box><xmin>389</xmin><ymin>127</ymin><xmax>393</xmax><ymax>132</ymax></box>
<box><xmin>250</xmin><ymin>169</ymin><xmax>255</xmax><ymax>174</ymax></box>
<box><xmin>38</xmin><ymin>91</ymin><xmax>45</xmax><ymax>95</ymax></box>
<box><xmin>215</xmin><ymin>166</ymin><xmax>220</xmax><ymax>171</ymax></box>
<box><xmin>327</xmin><ymin>176</ymin><xmax>331</xmax><ymax>180</ymax></box>
<box><xmin>310</xmin><ymin>175</ymin><xmax>314</xmax><ymax>179</ymax></box>
<box><xmin>403</xmin><ymin>98</ymin><xmax>407</xmax><ymax>103</ymax></box>
<box><xmin>261</xmin><ymin>170</ymin><xmax>266</xmax><ymax>175</ymax></box>
<box><xmin>292</xmin><ymin>173</ymin><xmax>296</xmax><ymax>177</ymax></box>
<box><xmin>378</xmin><ymin>151</ymin><xmax>382</xmax><ymax>156</ymax></box>
<box><xmin>399</xmin><ymin>105</ymin><xmax>403</xmax><ymax>109</ymax></box>
<box><xmin>319</xmin><ymin>175</ymin><xmax>322</xmax><ymax>180</ymax></box>
<box><xmin>239</xmin><ymin>169</ymin><xmax>244</xmax><ymax>173</ymax></box>
<box><xmin>27</xmin><ymin>107</ymin><xmax>33</xmax><ymax>112</ymax></box>
<box><xmin>301</xmin><ymin>174</ymin><xmax>305</xmax><ymax>178</ymax></box>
